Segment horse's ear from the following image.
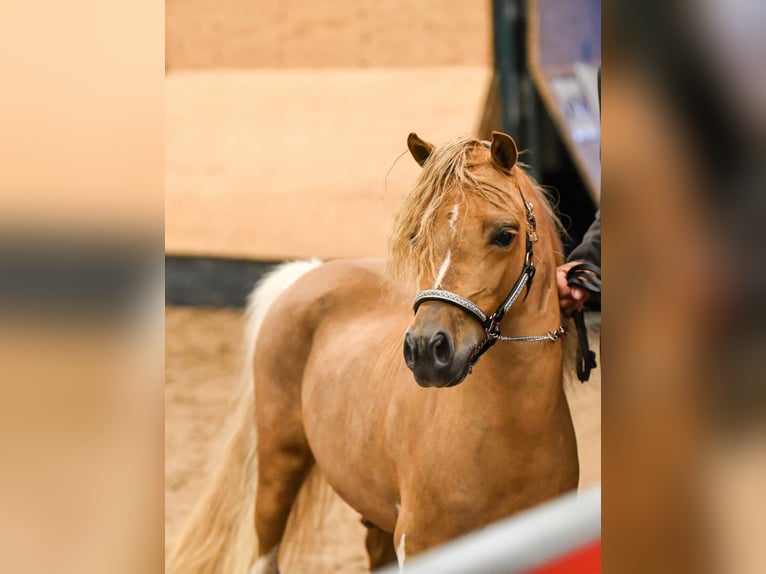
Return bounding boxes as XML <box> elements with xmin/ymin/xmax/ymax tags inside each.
<box><xmin>490</xmin><ymin>131</ymin><xmax>518</xmax><ymax>173</ymax></box>
<box><xmin>407</xmin><ymin>133</ymin><xmax>434</xmax><ymax>167</ymax></box>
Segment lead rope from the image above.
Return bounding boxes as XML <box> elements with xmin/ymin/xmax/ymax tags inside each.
<box><xmin>565</xmin><ymin>262</ymin><xmax>601</xmax><ymax>382</ymax></box>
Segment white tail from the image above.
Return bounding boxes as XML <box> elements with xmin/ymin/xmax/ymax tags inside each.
<box><xmin>167</xmin><ymin>260</ymin><xmax>322</xmax><ymax>574</ymax></box>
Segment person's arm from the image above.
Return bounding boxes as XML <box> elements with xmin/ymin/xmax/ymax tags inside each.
<box><xmin>567</xmin><ymin>209</ymin><xmax>600</xmax><ymax>266</ymax></box>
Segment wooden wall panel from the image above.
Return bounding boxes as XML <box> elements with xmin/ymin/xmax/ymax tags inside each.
<box><xmin>166</xmin><ymin>0</ymin><xmax>491</xmax><ymax>69</ymax></box>
<box><xmin>165</xmin><ymin>68</ymin><xmax>492</xmax><ymax>260</ymax></box>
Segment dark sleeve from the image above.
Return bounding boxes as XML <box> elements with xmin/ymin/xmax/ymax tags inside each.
<box><xmin>567</xmin><ymin>209</ymin><xmax>600</xmax><ymax>267</ymax></box>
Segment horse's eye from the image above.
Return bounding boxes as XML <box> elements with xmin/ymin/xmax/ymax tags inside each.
<box><xmin>491</xmin><ymin>230</ymin><xmax>514</xmax><ymax>247</ymax></box>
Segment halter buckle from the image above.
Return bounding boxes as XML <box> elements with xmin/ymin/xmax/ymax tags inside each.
<box><xmin>546</xmin><ymin>326</ymin><xmax>567</xmax><ymax>341</ymax></box>
<box><xmin>484</xmin><ymin>313</ymin><xmax>501</xmax><ymax>339</ymax></box>
<box><xmin>525</xmin><ymin>202</ymin><xmax>538</xmax><ymax>243</ymax></box>
<box><xmin>525</xmin><ymin>248</ymin><xmax>533</xmax><ymax>267</ymax></box>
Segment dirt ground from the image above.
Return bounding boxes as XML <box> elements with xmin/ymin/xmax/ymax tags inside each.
<box><xmin>165</xmin><ymin>306</ymin><xmax>601</xmax><ymax>572</ymax></box>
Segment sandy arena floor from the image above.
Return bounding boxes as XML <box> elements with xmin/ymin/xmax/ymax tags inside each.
<box><xmin>165</xmin><ymin>306</ymin><xmax>601</xmax><ymax>572</ymax></box>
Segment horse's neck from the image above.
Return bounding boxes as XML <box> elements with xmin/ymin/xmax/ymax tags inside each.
<box><xmin>475</xmin><ymin>351</ymin><xmax>564</xmax><ymax>435</ymax></box>
<box><xmin>468</xmin><ymin>274</ymin><xmax>565</xmax><ymax>428</ymax></box>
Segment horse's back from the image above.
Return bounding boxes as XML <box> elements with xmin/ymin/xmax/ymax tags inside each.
<box><xmin>257</xmin><ymin>258</ymin><xmax>396</xmax><ymax>334</ymax></box>
<box><xmin>252</xmin><ymin>257</ymin><xmax>407</xmax><ymax>397</ymax></box>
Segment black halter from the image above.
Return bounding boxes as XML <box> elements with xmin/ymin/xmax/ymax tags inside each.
<box><xmin>412</xmin><ymin>185</ymin><xmax>566</xmax><ymax>370</ymax></box>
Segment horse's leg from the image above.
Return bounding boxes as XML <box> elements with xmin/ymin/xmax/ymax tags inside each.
<box><xmin>364</xmin><ymin>523</ymin><xmax>397</xmax><ymax>570</ymax></box>
<box><xmin>250</xmin><ymin>544</ymin><xmax>280</xmax><ymax>574</ymax></box>
<box><xmin>252</xmin><ymin>437</ymin><xmax>313</xmax><ymax>573</ymax></box>
<box><xmin>253</xmin><ymin>375</ymin><xmax>314</xmax><ymax>573</ymax></box>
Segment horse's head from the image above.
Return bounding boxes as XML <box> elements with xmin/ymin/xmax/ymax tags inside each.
<box><xmin>388</xmin><ymin>132</ymin><xmax>562</xmax><ymax>388</ymax></box>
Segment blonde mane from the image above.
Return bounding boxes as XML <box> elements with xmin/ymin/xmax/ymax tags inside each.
<box><xmin>386</xmin><ymin>137</ymin><xmax>563</xmax><ymax>288</ymax></box>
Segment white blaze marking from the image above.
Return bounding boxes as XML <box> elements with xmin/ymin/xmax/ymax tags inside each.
<box><xmin>396</xmin><ymin>533</ymin><xmax>406</xmax><ymax>571</ymax></box>
<box><xmin>432</xmin><ymin>249</ymin><xmax>451</xmax><ymax>288</ymax></box>
<box><xmin>448</xmin><ymin>203</ymin><xmax>459</xmax><ymax>236</ymax></box>
<box><xmin>431</xmin><ymin>204</ymin><xmax>459</xmax><ymax>290</ymax></box>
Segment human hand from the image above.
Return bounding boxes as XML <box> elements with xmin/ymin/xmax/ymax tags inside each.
<box><xmin>557</xmin><ymin>260</ymin><xmax>591</xmax><ymax>316</ymax></box>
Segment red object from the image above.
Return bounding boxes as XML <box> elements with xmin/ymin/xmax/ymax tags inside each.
<box><xmin>526</xmin><ymin>540</ymin><xmax>601</xmax><ymax>574</ymax></box>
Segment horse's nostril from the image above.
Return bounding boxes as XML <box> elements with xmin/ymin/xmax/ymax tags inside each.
<box><xmin>430</xmin><ymin>332</ymin><xmax>453</xmax><ymax>366</ymax></box>
<box><xmin>403</xmin><ymin>333</ymin><xmax>417</xmax><ymax>367</ymax></box>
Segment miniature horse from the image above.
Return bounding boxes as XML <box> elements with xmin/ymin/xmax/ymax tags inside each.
<box><xmin>167</xmin><ymin>132</ymin><xmax>578</xmax><ymax>574</ymax></box>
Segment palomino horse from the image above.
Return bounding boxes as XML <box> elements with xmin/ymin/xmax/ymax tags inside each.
<box><xmin>167</xmin><ymin>132</ymin><xmax>579</xmax><ymax>573</ymax></box>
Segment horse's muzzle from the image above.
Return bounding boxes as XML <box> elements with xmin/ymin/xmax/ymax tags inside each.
<box><xmin>403</xmin><ymin>330</ymin><xmax>468</xmax><ymax>388</ymax></box>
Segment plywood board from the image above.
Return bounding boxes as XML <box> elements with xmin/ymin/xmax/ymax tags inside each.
<box><xmin>166</xmin><ymin>0</ymin><xmax>491</xmax><ymax>69</ymax></box>
<box><xmin>165</xmin><ymin>67</ymin><xmax>492</xmax><ymax>260</ymax></box>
